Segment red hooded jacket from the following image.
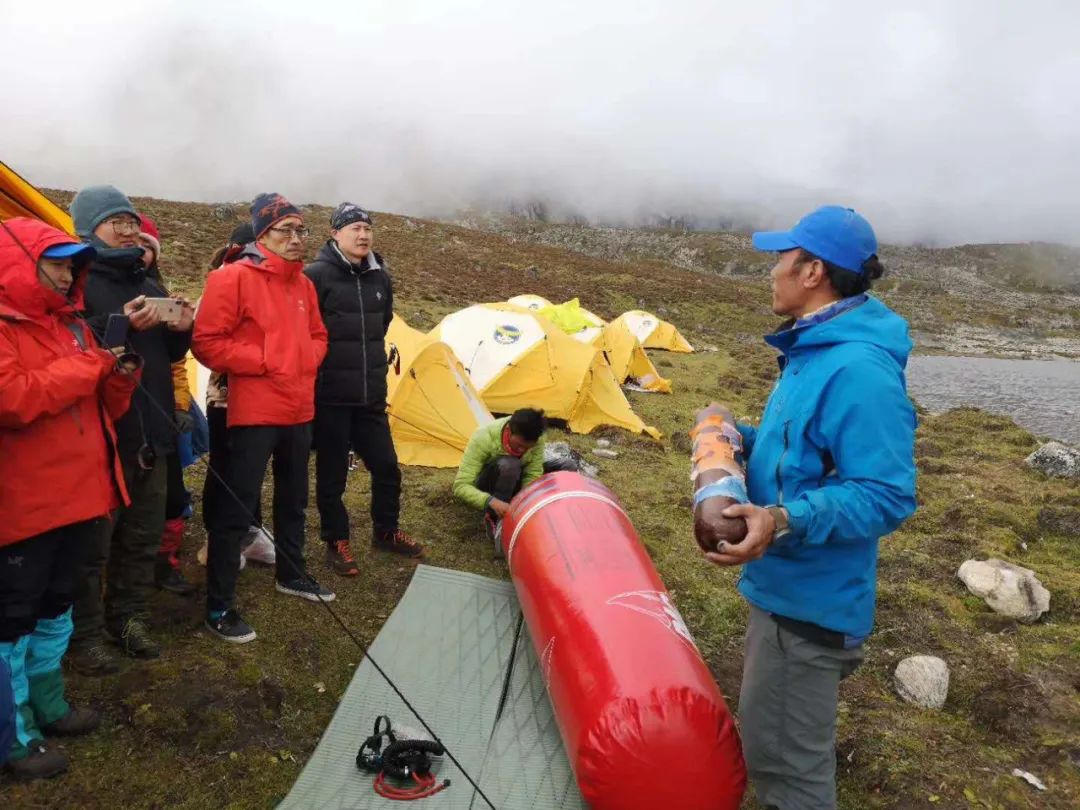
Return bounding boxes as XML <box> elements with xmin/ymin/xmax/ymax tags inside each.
<box><xmin>0</xmin><ymin>218</ymin><xmax>135</xmax><ymax>547</ymax></box>
<box><xmin>192</xmin><ymin>244</ymin><xmax>327</xmax><ymax>426</ymax></box>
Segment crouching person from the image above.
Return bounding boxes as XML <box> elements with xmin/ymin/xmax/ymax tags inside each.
<box><xmin>193</xmin><ymin>194</ymin><xmax>332</xmax><ymax>644</ymax></box>
<box><xmin>0</xmin><ymin>219</ymin><xmax>139</xmax><ymax>779</ymax></box>
<box><xmin>452</xmin><ymin>409</ymin><xmax>546</xmax><ymax>550</ymax></box>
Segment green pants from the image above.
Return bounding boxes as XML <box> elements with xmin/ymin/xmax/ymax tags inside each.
<box><xmin>739</xmin><ymin>604</ymin><xmax>864</xmax><ymax>810</ymax></box>
<box><xmin>71</xmin><ymin>454</ymin><xmax>167</xmax><ymax>648</ymax></box>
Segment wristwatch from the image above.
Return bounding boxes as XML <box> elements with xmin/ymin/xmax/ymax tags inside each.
<box><xmin>765</xmin><ymin>505</ymin><xmax>791</xmax><ymax>542</ymax></box>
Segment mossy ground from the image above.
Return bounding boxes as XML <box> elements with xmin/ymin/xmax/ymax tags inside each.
<box><xmin>7</xmin><ymin>195</ymin><xmax>1078</xmax><ymax>808</ymax></box>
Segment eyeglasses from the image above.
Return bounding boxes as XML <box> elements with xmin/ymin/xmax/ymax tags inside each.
<box><xmin>269</xmin><ymin>226</ymin><xmax>310</xmax><ymax>240</ymax></box>
<box><xmin>107</xmin><ymin>218</ymin><xmax>141</xmax><ymax>235</ymax></box>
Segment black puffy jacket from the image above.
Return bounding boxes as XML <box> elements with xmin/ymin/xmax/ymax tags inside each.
<box><xmin>304</xmin><ymin>241</ymin><xmax>394</xmax><ymax>406</ymax></box>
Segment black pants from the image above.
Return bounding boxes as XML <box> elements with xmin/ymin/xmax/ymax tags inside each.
<box><xmin>476</xmin><ymin>456</ymin><xmax>524</xmax><ymax>521</ymax></box>
<box><xmin>165</xmin><ymin>450</ymin><xmax>188</xmax><ymax>521</ymax></box>
<box><xmin>202</xmin><ymin>405</ymin><xmax>260</xmax><ymax>534</ymax></box>
<box><xmin>206</xmin><ymin>423</ymin><xmax>312</xmax><ymax>613</ymax></box>
<box><xmin>314</xmin><ymin>404</ymin><xmax>401</xmax><ymax>543</ymax></box>
<box><xmin>0</xmin><ymin>521</ymin><xmax>99</xmax><ymax>642</ymax></box>
<box><xmin>71</xmin><ymin>454</ymin><xmax>167</xmax><ymax>647</ymax></box>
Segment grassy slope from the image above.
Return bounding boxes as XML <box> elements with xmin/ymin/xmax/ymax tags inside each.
<box><xmin>7</xmin><ymin>195</ymin><xmax>1078</xmax><ymax>809</ymax></box>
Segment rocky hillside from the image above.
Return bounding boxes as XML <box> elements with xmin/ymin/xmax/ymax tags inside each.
<box><xmin>454</xmin><ymin>213</ymin><xmax>1080</xmax><ymax>358</ymax></box>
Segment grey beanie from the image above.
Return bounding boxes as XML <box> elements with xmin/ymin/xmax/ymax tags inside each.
<box><xmin>70</xmin><ymin>185</ymin><xmax>140</xmax><ymax>238</ymax></box>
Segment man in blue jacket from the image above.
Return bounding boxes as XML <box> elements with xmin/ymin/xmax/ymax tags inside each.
<box><xmin>707</xmin><ymin>206</ymin><xmax>917</xmax><ymax>809</ymax></box>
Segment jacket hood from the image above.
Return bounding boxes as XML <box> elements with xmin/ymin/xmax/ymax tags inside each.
<box><xmin>316</xmin><ymin>240</ymin><xmax>382</xmax><ymax>274</ymax></box>
<box><xmin>0</xmin><ymin>217</ymin><xmax>90</xmax><ymax>322</ymax></box>
<box><xmin>236</xmin><ymin>242</ymin><xmax>304</xmax><ymax>278</ymax></box>
<box><xmin>765</xmin><ymin>295</ymin><xmax>912</xmax><ymax>369</ymax></box>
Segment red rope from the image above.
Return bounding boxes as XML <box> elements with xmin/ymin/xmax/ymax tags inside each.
<box><xmin>373</xmin><ymin>771</ymin><xmax>450</xmax><ymax>801</ymax></box>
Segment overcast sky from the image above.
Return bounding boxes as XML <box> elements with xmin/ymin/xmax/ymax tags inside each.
<box><xmin>5</xmin><ymin>0</ymin><xmax>1078</xmax><ymax>245</ymax></box>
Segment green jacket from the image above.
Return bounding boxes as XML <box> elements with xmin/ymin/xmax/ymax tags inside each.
<box><xmin>453</xmin><ymin>416</ymin><xmax>546</xmax><ymax>510</ymax></box>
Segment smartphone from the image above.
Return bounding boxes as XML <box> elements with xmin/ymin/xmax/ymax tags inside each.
<box><xmin>104</xmin><ymin>313</ymin><xmax>130</xmax><ymax>348</ymax></box>
<box><xmin>142</xmin><ymin>297</ymin><xmax>184</xmax><ymax>324</ymax></box>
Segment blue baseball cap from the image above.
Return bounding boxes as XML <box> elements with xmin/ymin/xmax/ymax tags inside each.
<box><xmin>752</xmin><ymin>205</ymin><xmax>878</xmax><ymax>274</ymax></box>
<box><xmin>41</xmin><ymin>241</ymin><xmax>96</xmax><ymax>262</ymax></box>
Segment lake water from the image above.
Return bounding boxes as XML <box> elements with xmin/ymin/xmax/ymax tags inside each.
<box><xmin>906</xmin><ymin>356</ymin><xmax>1080</xmax><ymax>444</ymax></box>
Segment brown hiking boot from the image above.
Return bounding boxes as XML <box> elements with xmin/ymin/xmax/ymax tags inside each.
<box><xmin>68</xmin><ymin>642</ymin><xmax>121</xmax><ymax>676</ymax></box>
<box><xmin>326</xmin><ymin>540</ymin><xmax>360</xmax><ymax>576</ymax></box>
<box><xmin>108</xmin><ymin>618</ymin><xmax>160</xmax><ymax>659</ymax></box>
<box><xmin>372</xmin><ymin>529</ymin><xmax>424</xmax><ymax>559</ymax></box>
<box><xmin>6</xmin><ymin>742</ymin><xmax>68</xmax><ymax>781</ymax></box>
<box><xmin>42</xmin><ymin>706</ymin><xmax>101</xmax><ymax>737</ymax></box>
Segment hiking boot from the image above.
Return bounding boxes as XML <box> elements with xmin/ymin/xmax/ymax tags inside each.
<box><xmin>372</xmin><ymin>529</ymin><xmax>424</xmax><ymax>559</ymax></box>
<box><xmin>155</xmin><ymin>556</ymin><xmax>197</xmax><ymax>596</ymax></box>
<box><xmin>6</xmin><ymin>742</ymin><xmax>68</xmax><ymax>782</ymax></box>
<box><xmin>205</xmin><ymin>609</ymin><xmax>256</xmax><ymax>644</ymax></box>
<box><xmin>108</xmin><ymin>618</ymin><xmax>160</xmax><ymax>659</ymax></box>
<box><xmin>42</xmin><ymin>706</ymin><xmax>101</xmax><ymax>737</ymax></box>
<box><xmin>68</xmin><ymin>642</ymin><xmax>121</xmax><ymax>676</ymax></box>
<box><xmin>326</xmin><ymin>540</ymin><xmax>360</xmax><ymax>576</ymax></box>
<box><xmin>242</xmin><ymin>525</ymin><xmax>276</xmax><ymax>566</ymax></box>
<box><xmin>276</xmin><ymin>576</ymin><xmax>336</xmax><ymax>603</ymax></box>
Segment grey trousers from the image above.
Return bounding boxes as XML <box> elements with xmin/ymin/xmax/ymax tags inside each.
<box><xmin>739</xmin><ymin>604</ymin><xmax>864</xmax><ymax>810</ymax></box>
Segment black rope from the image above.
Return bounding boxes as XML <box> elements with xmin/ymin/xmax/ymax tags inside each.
<box><xmin>0</xmin><ymin>220</ymin><xmax>499</xmax><ymax>810</ymax></box>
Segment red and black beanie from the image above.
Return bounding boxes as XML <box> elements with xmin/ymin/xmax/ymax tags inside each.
<box><xmin>250</xmin><ymin>192</ymin><xmax>302</xmax><ymax>238</ymax></box>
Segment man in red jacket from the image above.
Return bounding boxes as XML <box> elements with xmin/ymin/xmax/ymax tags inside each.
<box><xmin>192</xmin><ymin>194</ymin><xmax>332</xmax><ymax>643</ymax></box>
<box><xmin>0</xmin><ymin>218</ymin><xmax>138</xmax><ymax>780</ymax></box>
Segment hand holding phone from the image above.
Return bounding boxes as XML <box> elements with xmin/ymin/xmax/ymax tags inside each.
<box><xmin>142</xmin><ymin>297</ymin><xmax>184</xmax><ymax>324</ymax></box>
<box><xmin>124</xmin><ymin>296</ymin><xmax>162</xmax><ymax>332</ymax></box>
<box><xmin>104</xmin><ymin>314</ymin><xmax>130</xmax><ymax>349</ymax></box>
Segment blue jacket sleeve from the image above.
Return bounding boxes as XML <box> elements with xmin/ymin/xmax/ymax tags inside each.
<box><xmin>736</xmin><ymin>422</ymin><xmax>757</xmax><ymax>458</ymax></box>
<box><xmin>782</xmin><ymin>357</ymin><xmax>917</xmax><ymax>545</ymax></box>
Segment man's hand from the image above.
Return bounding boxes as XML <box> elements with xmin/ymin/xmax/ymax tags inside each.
<box><xmin>489</xmin><ymin>498</ymin><xmax>511</xmax><ymax>518</ymax></box>
<box><xmin>115</xmin><ymin>354</ymin><xmax>140</xmax><ymax>375</ymax></box>
<box><xmin>169</xmin><ymin>295</ymin><xmax>195</xmax><ymax>332</ymax></box>
<box><xmin>124</xmin><ymin>296</ymin><xmax>162</xmax><ymax>331</ymax></box>
<box><xmin>704</xmin><ymin>503</ymin><xmax>776</xmax><ymax>567</ymax></box>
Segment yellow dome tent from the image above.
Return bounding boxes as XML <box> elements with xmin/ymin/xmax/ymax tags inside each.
<box><xmin>506</xmin><ymin>293</ymin><xmax>553</xmax><ymax>313</ymax></box>
<box><xmin>611</xmin><ymin>310</ymin><xmax>694</xmax><ymax>353</ymax></box>
<box><xmin>536</xmin><ymin>300</ymin><xmax>669</xmax><ymax>393</ymax></box>
<box><xmin>431</xmin><ymin>303</ymin><xmax>660</xmax><ymax>439</ymax></box>
<box><xmin>384</xmin><ymin>317</ymin><xmax>494</xmax><ymax>467</ymax></box>
<box><xmin>0</xmin><ymin>161</ymin><xmax>74</xmax><ymax>234</ymax></box>
<box><xmin>592</xmin><ymin>321</ymin><xmax>672</xmax><ymax>393</ymax></box>
<box><xmin>537</xmin><ymin>297</ymin><xmax>604</xmax><ymax>339</ymax></box>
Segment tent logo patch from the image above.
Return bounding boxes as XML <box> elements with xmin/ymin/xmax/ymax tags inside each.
<box><xmin>494</xmin><ymin>324</ymin><xmax>522</xmax><ymax>345</ymax></box>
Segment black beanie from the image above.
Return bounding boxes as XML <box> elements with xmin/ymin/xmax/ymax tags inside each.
<box><xmin>228</xmin><ymin>222</ymin><xmax>255</xmax><ymax>245</ymax></box>
<box><xmin>251</xmin><ymin>193</ymin><xmax>302</xmax><ymax>238</ymax></box>
<box><xmin>330</xmin><ymin>202</ymin><xmax>373</xmax><ymax>231</ymax></box>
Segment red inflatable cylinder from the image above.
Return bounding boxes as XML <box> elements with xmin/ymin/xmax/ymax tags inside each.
<box><xmin>502</xmin><ymin>472</ymin><xmax>746</xmax><ymax>810</ymax></box>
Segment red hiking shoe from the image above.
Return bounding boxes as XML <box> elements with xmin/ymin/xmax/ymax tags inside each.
<box><xmin>326</xmin><ymin>540</ymin><xmax>360</xmax><ymax>576</ymax></box>
<box><xmin>372</xmin><ymin>529</ymin><xmax>424</xmax><ymax>559</ymax></box>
